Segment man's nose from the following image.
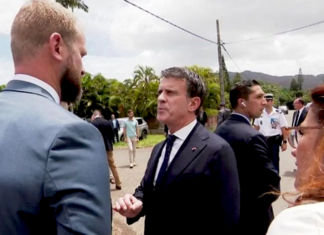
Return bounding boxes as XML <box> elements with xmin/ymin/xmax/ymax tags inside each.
<box><xmin>158</xmin><ymin>92</ymin><xmax>165</xmax><ymax>101</ymax></box>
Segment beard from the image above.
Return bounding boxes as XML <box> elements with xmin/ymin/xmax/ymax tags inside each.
<box><xmin>60</xmin><ymin>57</ymin><xmax>82</xmax><ymax>104</ymax></box>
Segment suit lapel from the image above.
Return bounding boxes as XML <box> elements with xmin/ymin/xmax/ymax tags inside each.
<box><xmin>298</xmin><ymin>108</ymin><xmax>307</xmax><ymax>126</ymax></box>
<box><xmin>163</xmin><ymin>123</ymin><xmax>208</xmax><ymax>189</ymax></box>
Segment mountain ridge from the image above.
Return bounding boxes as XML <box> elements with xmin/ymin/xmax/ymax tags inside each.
<box><xmin>228</xmin><ymin>70</ymin><xmax>324</xmax><ymax>90</ymax></box>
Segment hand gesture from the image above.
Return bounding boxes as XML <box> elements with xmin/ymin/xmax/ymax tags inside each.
<box><xmin>113</xmin><ymin>194</ymin><xmax>143</xmax><ymax>218</ymax></box>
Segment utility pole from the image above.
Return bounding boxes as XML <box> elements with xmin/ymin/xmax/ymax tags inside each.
<box><xmin>216</xmin><ymin>20</ymin><xmax>225</xmax><ymax>104</ymax></box>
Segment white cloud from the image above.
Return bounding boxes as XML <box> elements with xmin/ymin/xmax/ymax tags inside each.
<box><xmin>0</xmin><ymin>0</ymin><xmax>25</xmax><ymax>35</ymax></box>
<box><xmin>1</xmin><ymin>0</ymin><xmax>324</xmax><ymax>85</ymax></box>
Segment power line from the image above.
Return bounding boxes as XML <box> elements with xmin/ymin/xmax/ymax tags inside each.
<box><xmin>225</xmin><ymin>19</ymin><xmax>324</xmax><ymax>45</ymax></box>
<box><xmin>122</xmin><ymin>0</ymin><xmax>217</xmax><ymax>45</ymax></box>
<box><xmin>221</xmin><ymin>44</ymin><xmax>242</xmax><ymax>73</ymax></box>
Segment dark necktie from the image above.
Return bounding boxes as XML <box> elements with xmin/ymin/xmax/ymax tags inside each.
<box><xmin>155</xmin><ymin>134</ymin><xmax>177</xmax><ymax>188</ymax></box>
<box><xmin>294</xmin><ymin>110</ymin><xmax>300</xmax><ymax>126</ymax></box>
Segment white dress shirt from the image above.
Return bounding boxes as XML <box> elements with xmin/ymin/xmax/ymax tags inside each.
<box><xmin>153</xmin><ymin>119</ymin><xmax>197</xmax><ymax>186</ymax></box>
<box><xmin>267</xmin><ymin>202</ymin><xmax>324</xmax><ymax>235</ymax></box>
<box><xmin>12</xmin><ymin>74</ymin><xmax>60</xmax><ymax>104</ymax></box>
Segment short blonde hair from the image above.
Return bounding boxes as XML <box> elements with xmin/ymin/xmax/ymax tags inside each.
<box><xmin>11</xmin><ymin>0</ymin><xmax>79</xmax><ymax>64</ymax></box>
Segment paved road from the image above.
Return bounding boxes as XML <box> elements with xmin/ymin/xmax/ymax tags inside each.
<box><xmin>111</xmin><ymin>111</ymin><xmax>296</xmax><ymax>234</ymax></box>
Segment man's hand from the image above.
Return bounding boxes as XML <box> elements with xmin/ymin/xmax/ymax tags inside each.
<box><xmin>281</xmin><ymin>143</ymin><xmax>287</xmax><ymax>151</ymax></box>
<box><xmin>113</xmin><ymin>194</ymin><xmax>143</xmax><ymax>218</ymax></box>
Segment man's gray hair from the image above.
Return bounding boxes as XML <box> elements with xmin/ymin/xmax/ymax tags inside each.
<box><xmin>161</xmin><ymin>67</ymin><xmax>207</xmax><ymax>115</ymax></box>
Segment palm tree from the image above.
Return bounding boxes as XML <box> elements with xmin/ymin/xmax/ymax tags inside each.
<box><xmin>132</xmin><ymin>66</ymin><xmax>159</xmax><ymax>117</ymax></box>
<box><xmin>56</xmin><ymin>0</ymin><xmax>89</xmax><ymax>12</ymax></box>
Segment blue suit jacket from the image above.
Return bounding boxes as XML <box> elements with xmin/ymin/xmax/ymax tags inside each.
<box><xmin>0</xmin><ymin>80</ymin><xmax>112</xmax><ymax>234</ymax></box>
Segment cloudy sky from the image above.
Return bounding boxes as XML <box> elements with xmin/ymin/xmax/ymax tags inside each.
<box><xmin>0</xmin><ymin>0</ymin><xmax>324</xmax><ymax>85</ymax></box>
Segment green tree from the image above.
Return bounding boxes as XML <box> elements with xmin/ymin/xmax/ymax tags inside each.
<box><xmin>0</xmin><ymin>84</ymin><xmax>5</xmax><ymax>92</ymax></box>
<box><xmin>186</xmin><ymin>65</ymin><xmax>217</xmax><ymax>85</ymax></box>
<box><xmin>258</xmin><ymin>81</ymin><xmax>281</xmax><ymax>105</ymax></box>
<box><xmin>233</xmin><ymin>73</ymin><xmax>242</xmax><ymax>84</ymax></box>
<box><xmin>56</xmin><ymin>0</ymin><xmax>88</xmax><ymax>12</ymax></box>
<box><xmin>221</xmin><ymin>56</ymin><xmax>231</xmax><ymax>92</ymax></box>
<box><xmin>290</xmin><ymin>78</ymin><xmax>299</xmax><ymax>91</ymax></box>
<box><xmin>297</xmin><ymin>68</ymin><xmax>304</xmax><ymax>90</ymax></box>
<box><xmin>132</xmin><ymin>65</ymin><xmax>160</xmax><ymax>118</ymax></box>
<box><xmin>278</xmin><ymin>88</ymin><xmax>294</xmax><ymax>105</ymax></box>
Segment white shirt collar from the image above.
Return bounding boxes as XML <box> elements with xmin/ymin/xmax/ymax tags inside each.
<box><xmin>171</xmin><ymin>119</ymin><xmax>197</xmax><ymax>141</ymax></box>
<box><xmin>12</xmin><ymin>74</ymin><xmax>60</xmax><ymax>104</ymax></box>
<box><xmin>263</xmin><ymin>107</ymin><xmax>275</xmax><ymax>115</ymax></box>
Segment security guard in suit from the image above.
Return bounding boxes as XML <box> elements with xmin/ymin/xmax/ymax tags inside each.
<box><xmin>254</xmin><ymin>93</ymin><xmax>288</xmax><ymax>174</ymax></box>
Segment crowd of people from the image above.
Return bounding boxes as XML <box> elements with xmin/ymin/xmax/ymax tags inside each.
<box><xmin>1</xmin><ymin>1</ymin><xmax>324</xmax><ymax>235</ymax></box>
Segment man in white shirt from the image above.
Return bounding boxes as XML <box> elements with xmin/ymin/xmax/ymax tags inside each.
<box><xmin>254</xmin><ymin>93</ymin><xmax>288</xmax><ymax>174</ymax></box>
<box><xmin>113</xmin><ymin>67</ymin><xmax>240</xmax><ymax>235</ymax></box>
<box><xmin>0</xmin><ymin>1</ymin><xmax>111</xmax><ymax>234</ymax></box>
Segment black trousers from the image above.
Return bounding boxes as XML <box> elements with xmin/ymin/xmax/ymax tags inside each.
<box><xmin>113</xmin><ymin>128</ymin><xmax>119</xmax><ymax>142</ymax></box>
<box><xmin>266</xmin><ymin>135</ymin><xmax>282</xmax><ymax>174</ymax></box>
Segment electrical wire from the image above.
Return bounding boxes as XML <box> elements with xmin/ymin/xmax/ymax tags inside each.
<box><xmin>225</xmin><ymin>19</ymin><xmax>324</xmax><ymax>45</ymax></box>
<box><xmin>122</xmin><ymin>0</ymin><xmax>218</xmax><ymax>45</ymax></box>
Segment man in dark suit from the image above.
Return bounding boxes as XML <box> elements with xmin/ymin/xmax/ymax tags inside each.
<box><xmin>0</xmin><ymin>1</ymin><xmax>112</xmax><ymax>234</ymax></box>
<box><xmin>197</xmin><ymin>106</ymin><xmax>208</xmax><ymax>126</ymax></box>
<box><xmin>111</xmin><ymin>114</ymin><xmax>120</xmax><ymax>143</ymax></box>
<box><xmin>291</xmin><ymin>98</ymin><xmax>308</xmax><ymax>171</ymax></box>
<box><xmin>216</xmin><ymin>102</ymin><xmax>232</xmax><ymax>128</ymax></box>
<box><xmin>92</xmin><ymin>110</ymin><xmax>122</xmax><ymax>190</ymax></box>
<box><xmin>215</xmin><ymin>80</ymin><xmax>280</xmax><ymax>235</ymax></box>
<box><xmin>292</xmin><ymin>98</ymin><xmax>308</xmax><ymax>127</ymax></box>
<box><xmin>114</xmin><ymin>67</ymin><xmax>240</xmax><ymax>235</ymax></box>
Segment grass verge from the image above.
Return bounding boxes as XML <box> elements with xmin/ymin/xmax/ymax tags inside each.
<box><xmin>114</xmin><ymin>134</ymin><xmax>165</xmax><ymax>149</ymax></box>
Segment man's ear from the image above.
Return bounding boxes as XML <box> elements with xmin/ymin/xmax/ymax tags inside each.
<box><xmin>188</xmin><ymin>97</ymin><xmax>201</xmax><ymax>113</ymax></box>
<box><xmin>238</xmin><ymin>98</ymin><xmax>246</xmax><ymax>108</ymax></box>
<box><xmin>49</xmin><ymin>33</ymin><xmax>64</xmax><ymax>62</ymax></box>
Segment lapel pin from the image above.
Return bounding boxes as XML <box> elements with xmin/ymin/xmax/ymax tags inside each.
<box><xmin>192</xmin><ymin>147</ymin><xmax>197</xmax><ymax>151</ymax></box>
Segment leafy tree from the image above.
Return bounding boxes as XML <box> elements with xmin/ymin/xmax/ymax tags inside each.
<box><xmin>302</xmin><ymin>89</ymin><xmax>311</xmax><ymax>103</ymax></box>
<box><xmin>258</xmin><ymin>81</ymin><xmax>281</xmax><ymax>105</ymax></box>
<box><xmin>186</xmin><ymin>65</ymin><xmax>221</xmax><ymax>111</ymax></box>
<box><xmin>290</xmin><ymin>78</ymin><xmax>299</xmax><ymax>91</ymax></box>
<box><xmin>221</xmin><ymin>56</ymin><xmax>231</xmax><ymax>92</ymax></box>
<box><xmin>132</xmin><ymin>65</ymin><xmax>159</xmax><ymax>118</ymax></box>
<box><xmin>278</xmin><ymin>88</ymin><xmax>294</xmax><ymax>105</ymax></box>
<box><xmin>186</xmin><ymin>65</ymin><xmax>217</xmax><ymax>85</ymax></box>
<box><xmin>297</xmin><ymin>68</ymin><xmax>304</xmax><ymax>90</ymax></box>
<box><xmin>56</xmin><ymin>0</ymin><xmax>88</xmax><ymax>12</ymax></box>
<box><xmin>0</xmin><ymin>84</ymin><xmax>5</xmax><ymax>92</ymax></box>
<box><xmin>233</xmin><ymin>73</ymin><xmax>242</xmax><ymax>84</ymax></box>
